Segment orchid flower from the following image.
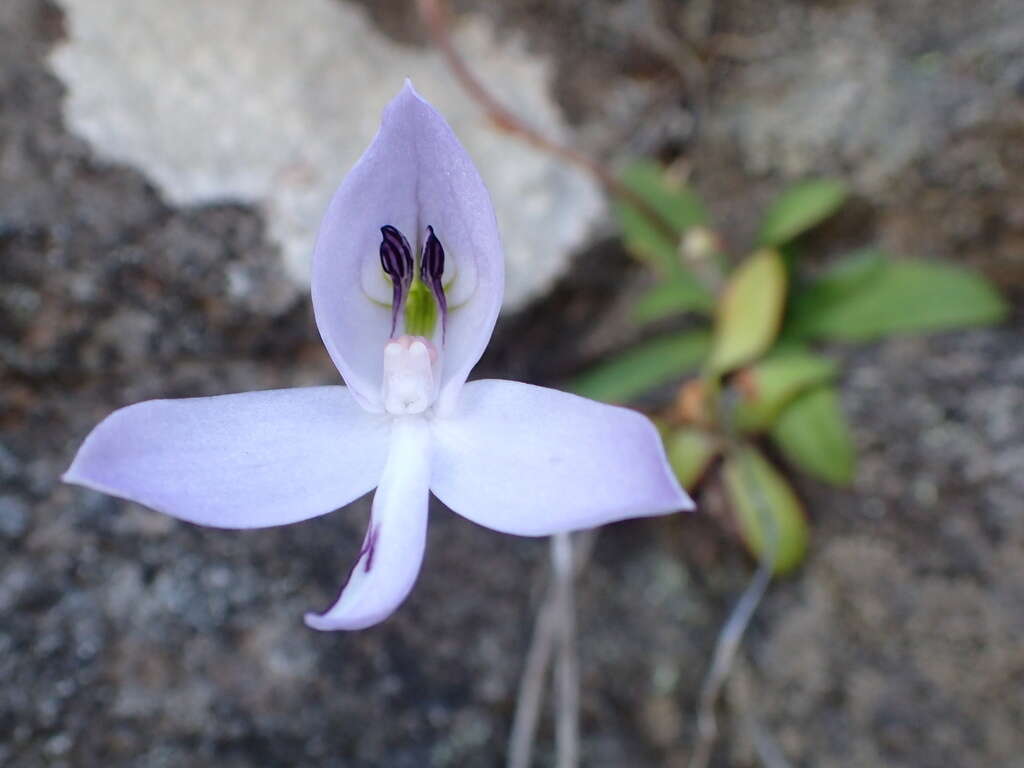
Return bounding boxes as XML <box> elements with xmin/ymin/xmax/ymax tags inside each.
<box><xmin>63</xmin><ymin>82</ymin><xmax>693</xmax><ymax>631</ymax></box>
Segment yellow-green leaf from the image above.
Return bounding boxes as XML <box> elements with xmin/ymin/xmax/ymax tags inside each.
<box><xmin>569</xmin><ymin>330</ymin><xmax>710</xmax><ymax>404</ymax></box>
<box><xmin>707</xmin><ymin>249</ymin><xmax>787</xmax><ymax>374</ymax></box>
<box><xmin>633</xmin><ymin>274</ymin><xmax>714</xmax><ymax>324</ymax></box>
<box><xmin>786</xmin><ymin>252</ymin><xmax>1008</xmax><ymax>341</ymax></box>
<box><xmin>757</xmin><ymin>178</ymin><xmax>847</xmax><ymax>247</ymax></box>
<box><xmin>723</xmin><ymin>444</ymin><xmax>808</xmax><ymax>575</ymax></box>
<box><xmin>616</xmin><ymin>160</ymin><xmax>709</xmax><ymax>275</ymax></box>
<box><xmin>733</xmin><ymin>349</ymin><xmax>837</xmax><ymax>432</ymax></box>
<box><xmin>771</xmin><ymin>386</ymin><xmax>855</xmax><ymax>486</ymax></box>
<box><xmin>665</xmin><ymin>428</ymin><xmax>720</xmax><ymax>490</ymax></box>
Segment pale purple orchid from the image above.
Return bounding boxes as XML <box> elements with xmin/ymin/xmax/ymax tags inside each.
<box><xmin>63</xmin><ymin>83</ymin><xmax>693</xmax><ymax>630</ymax></box>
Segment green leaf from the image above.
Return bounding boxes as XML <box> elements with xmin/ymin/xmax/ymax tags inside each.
<box><xmin>783</xmin><ymin>249</ymin><xmax>885</xmax><ymax>332</ymax></box>
<box><xmin>733</xmin><ymin>349</ymin><xmax>838</xmax><ymax>432</ymax></box>
<box><xmin>569</xmin><ymin>330</ymin><xmax>711</xmax><ymax>404</ymax></box>
<box><xmin>786</xmin><ymin>251</ymin><xmax>1008</xmax><ymax>341</ymax></box>
<box><xmin>616</xmin><ymin>160</ymin><xmax>709</xmax><ymax>274</ymax></box>
<box><xmin>778</xmin><ymin>242</ymin><xmax>803</xmax><ymax>275</ymax></box>
<box><xmin>757</xmin><ymin>178</ymin><xmax>847</xmax><ymax>247</ymax></box>
<box><xmin>707</xmin><ymin>249</ymin><xmax>787</xmax><ymax>374</ymax></box>
<box><xmin>723</xmin><ymin>444</ymin><xmax>808</xmax><ymax>574</ymax></box>
<box><xmin>665</xmin><ymin>427</ymin><xmax>720</xmax><ymax>490</ymax></box>
<box><xmin>770</xmin><ymin>386</ymin><xmax>855</xmax><ymax>486</ymax></box>
<box><xmin>633</xmin><ymin>275</ymin><xmax>715</xmax><ymax>324</ymax></box>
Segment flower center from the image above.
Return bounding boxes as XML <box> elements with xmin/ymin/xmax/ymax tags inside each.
<box><xmin>378</xmin><ymin>225</ymin><xmax>448</xmax><ymax>341</ymax></box>
<box><xmin>381</xmin><ymin>335</ymin><xmax>438</xmax><ymax>415</ymax></box>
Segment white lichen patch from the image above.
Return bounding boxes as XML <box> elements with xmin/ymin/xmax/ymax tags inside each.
<box><xmin>49</xmin><ymin>0</ymin><xmax>604</xmax><ymax>310</ymax></box>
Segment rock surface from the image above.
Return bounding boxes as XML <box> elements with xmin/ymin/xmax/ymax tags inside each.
<box><xmin>49</xmin><ymin>0</ymin><xmax>604</xmax><ymax>311</ymax></box>
<box><xmin>2</xmin><ymin>1</ymin><xmax>1022</xmax><ymax>766</ymax></box>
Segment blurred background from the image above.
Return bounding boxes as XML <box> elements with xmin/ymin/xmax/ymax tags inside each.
<box><xmin>1</xmin><ymin>0</ymin><xmax>1022</xmax><ymax>766</ymax></box>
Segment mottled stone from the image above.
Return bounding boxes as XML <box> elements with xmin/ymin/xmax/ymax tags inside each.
<box><xmin>2</xmin><ymin>0</ymin><xmax>1022</xmax><ymax>766</ymax></box>
<box><xmin>0</xmin><ymin>496</ymin><xmax>29</xmax><ymax>539</ymax></box>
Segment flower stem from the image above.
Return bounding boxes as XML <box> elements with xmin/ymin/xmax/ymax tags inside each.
<box><xmin>688</xmin><ymin>554</ymin><xmax>772</xmax><ymax>768</ymax></box>
<box><xmin>689</xmin><ymin>401</ymin><xmax>780</xmax><ymax>768</ymax></box>
<box><xmin>508</xmin><ymin>531</ymin><xmax>595</xmax><ymax>768</ymax></box>
<box><xmin>507</xmin><ymin>579</ymin><xmax>560</xmax><ymax>768</ymax></box>
<box><xmin>552</xmin><ymin>532</ymin><xmax>579</xmax><ymax>768</ymax></box>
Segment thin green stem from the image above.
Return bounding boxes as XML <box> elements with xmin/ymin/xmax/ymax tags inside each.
<box><xmin>688</xmin><ymin>394</ymin><xmax>780</xmax><ymax>768</ymax></box>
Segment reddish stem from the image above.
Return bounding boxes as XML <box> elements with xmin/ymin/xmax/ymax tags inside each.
<box><xmin>416</xmin><ymin>0</ymin><xmax>681</xmax><ymax>245</ymax></box>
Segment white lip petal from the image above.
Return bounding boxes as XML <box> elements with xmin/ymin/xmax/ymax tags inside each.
<box><xmin>304</xmin><ymin>415</ymin><xmax>432</xmax><ymax>631</ymax></box>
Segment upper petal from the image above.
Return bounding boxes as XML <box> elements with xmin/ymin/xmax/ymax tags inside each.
<box><xmin>63</xmin><ymin>387</ymin><xmax>390</xmax><ymax>529</ymax></box>
<box><xmin>311</xmin><ymin>81</ymin><xmax>503</xmax><ymax>414</ymax></box>
<box><xmin>430</xmin><ymin>380</ymin><xmax>693</xmax><ymax>536</ymax></box>
<box><xmin>305</xmin><ymin>415</ymin><xmax>432</xmax><ymax>631</ymax></box>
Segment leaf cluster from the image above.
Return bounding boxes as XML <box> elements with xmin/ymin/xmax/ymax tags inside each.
<box><xmin>572</xmin><ymin>164</ymin><xmax>1007</xmax><ymax>573</ymax></box>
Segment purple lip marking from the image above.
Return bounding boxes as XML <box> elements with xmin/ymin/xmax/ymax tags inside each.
<box><xmin>361</xmin><ymin>523</ymin><xmax>381</xmax><ymax>573</ymax></box>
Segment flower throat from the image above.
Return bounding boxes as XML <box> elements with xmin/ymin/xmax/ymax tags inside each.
<box><xmin>379</xmin><ymin>225</ymin><xmax>447</xmax><ymax>341</ymax></box>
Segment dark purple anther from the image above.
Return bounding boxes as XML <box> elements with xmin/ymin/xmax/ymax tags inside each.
<box><xmin>380</xmin><ymin>225</ymin><xmax>413</xmax><ymax>337</ymax></box>
<box><xmin>422</xmin><ymin>225</ymin><xmax>448</xmax><ymax>341</ymax></box>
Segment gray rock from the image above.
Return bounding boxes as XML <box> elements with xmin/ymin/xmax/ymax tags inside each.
<box><xmin>0</xmin><ymin>496</ymin><xmax>29</xmax><ymax>539</ymax></box>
